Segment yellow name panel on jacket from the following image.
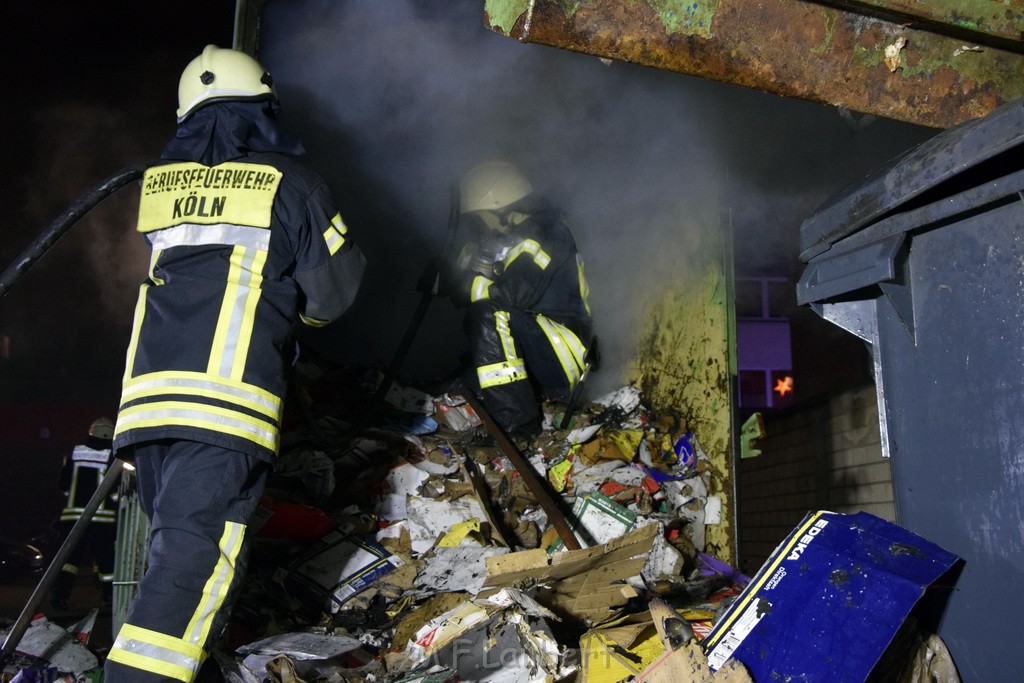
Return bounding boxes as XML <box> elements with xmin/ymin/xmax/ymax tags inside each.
<box><xmin>137</xmin><ymin>162</ymin><xmax>282</xmax><ymax>232</ymax></box>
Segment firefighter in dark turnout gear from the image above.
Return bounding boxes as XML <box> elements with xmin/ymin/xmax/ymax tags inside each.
<box><xmin>451</xmin><ymin>161</ymin><xmax>593</xmax><ymax>438</ymax></box>
<box><xmin>50</xmin><ymin>417</ymin><xmax>119</xmax><ymax>610</ymax></box>
<box><xmin>104</xmin><ymin>46</ymin><xmax>365</xmax><ymax>683</ymax></box>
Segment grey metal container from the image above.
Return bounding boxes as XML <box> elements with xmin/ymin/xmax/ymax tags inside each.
<box><xmin>797</xmin><ymin>98</ymin><xmax>1024</xmax><ymax>682</ymax></box>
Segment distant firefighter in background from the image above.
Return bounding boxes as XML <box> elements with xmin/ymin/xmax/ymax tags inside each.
<box><xmin>50</xmin><ymin>417</ymin><xmax>120</xmax><ymax>610</ymax></box>
<box><xmin>447</xmin><ymin>160</ymin><xmax>594</xmax><ymax>439</ymax></box>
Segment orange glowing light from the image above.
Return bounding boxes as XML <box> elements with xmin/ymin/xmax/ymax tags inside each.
<box><xmin>774</xmin><ymin>376</ymin><xmax>794</xmax><ymax>397</ymax></box>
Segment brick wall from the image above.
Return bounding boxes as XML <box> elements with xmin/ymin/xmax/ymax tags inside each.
<box><xmin>735</xmin><ymin>384</ymin><xmax>895</xmax><ymax>576</ymax></box>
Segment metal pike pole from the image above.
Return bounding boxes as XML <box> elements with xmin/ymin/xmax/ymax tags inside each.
<box><xmin>0</xmin><ymin>459</ymin><xmax>126</xmax><ymax>666</ymax></box>
<box><xmin>454</xmin><ymin>390</ymin><xmax>583</xmax><ymax>551</ymax></box>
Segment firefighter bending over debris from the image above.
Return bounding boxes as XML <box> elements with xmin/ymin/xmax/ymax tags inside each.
<box><xmin>104</xmin><ymin>46</ymin><xmax>365</xmax><ymax>683</ymax></box>
<box><xmin>50</xmin><ymin>417</ymin><xmax>119</xmax><ymax>611</ymax></box>
<box><xmin>447</xmin><ymin>160</ymin><xmax>594</xmax><ymax>440</ymax></box>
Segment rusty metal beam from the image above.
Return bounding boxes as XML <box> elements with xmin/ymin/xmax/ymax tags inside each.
<box><xmin>816</xmin><ymin>0</ymin><xmax>1024</xmax><ymax>50</ymax></box>
<box><xmin>483</xmin><ymin>0</ymin><xmax>1024</xmax><ymax>129</ymax></box>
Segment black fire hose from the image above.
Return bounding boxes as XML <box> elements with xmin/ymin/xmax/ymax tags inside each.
<box><xmin>0</xmin><ymin>460</ymin><xmax>126</xmax><ymax>666</ymax></box>
<box><xmin>0</xmin><ymin>161</ymin><xmax>151</xmax><ymax>302</ymax></box>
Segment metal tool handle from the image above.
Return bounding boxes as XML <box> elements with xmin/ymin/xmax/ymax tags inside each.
<box><xmin>454</xmin><ymin>390</ymin><xmax>582</xmax><ymax>551</ymax></box>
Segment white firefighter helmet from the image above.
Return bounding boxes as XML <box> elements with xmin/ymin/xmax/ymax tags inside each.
<box><xmin>89</xmin><ymin>418</ymin><xmax>115</xmax><ymax>440</ymax></box>
<box><xmin>460</xmin><ymin>161</ymin><xmax>533</xmax><ymax>215</ymax></box>
<box><xmin>176</xmin><ymin>45</ymin><xmax>276</xmax><ymax>123</ymax></box>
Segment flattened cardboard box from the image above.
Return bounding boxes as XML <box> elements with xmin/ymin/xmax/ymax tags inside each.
<box><xmin>702</xmin><ymin>511</ymin><xmax>960</xmax><ymax>682</ymax></box>
<box><xmin>482</xmin><ymin>524</ymin><xmax>657</xmax><ymax>626</ymax></box>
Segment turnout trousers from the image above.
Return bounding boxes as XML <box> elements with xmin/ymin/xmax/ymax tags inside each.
<box><xmin>104</xmin><ymin>440</ymin><xmax>268</xmax><ymax>683</ymax></box>
<box><xmin>467</xmin><ymin>301</ymin><xmax>589</xmax><ymax>433</ymax></box>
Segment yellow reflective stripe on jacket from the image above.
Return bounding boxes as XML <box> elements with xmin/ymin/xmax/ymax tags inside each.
<box><xmin>323</xmin><ymin>213</ymin><xmax>348</xmax><ymax>255</ymax></box>
<box><xmin>115</xmin><ymin>401</ymin><xmax>279</xmax><ymax>452</ymax></box>
<box><xmin>477</xmin><ymin>310</ymin><xmax>528</xmax><ymax>388</ymax></box>
<box><xmin>503</xmin><ymin>239</ymin><xmax>550</xmax><ymax>270</ymax></box>
<box><xmin>536</xmin><ymin>314</ymin><xmax>587</xmax><ymax>387</ymax></box>
<box><xmin>121</xmin><ymin>372</ymin><xmax>283</xmax><ymax>419</ymax></box>
<box><xmin>207</xmin><ymin>246</ymin><xmax>267</xmax><ymax>380</ymax></box>
<box><xmin>61</xmin><ymin>455</ymin><xmax>117</xmax><ymax>521</ymax></box>
<box><xmin>470</xmin><ymin>275</ymin><xmax>493</xmax><ymax>302</ymax></box>
<box><xmin>65</xmin><ymin>465</ymin><xmax>80</xmax><ymax>518</ymax></box>
<box><xmin>122</xmin><ymin>284</ymin><xmax>150</xmax><ymax>383</ymax></box>
<box><xmin>149</xmin><ymin>249</ymin><xmax>165</xmax><ymax>285</ymax></box>
<box><xmin>577</xmin><ymin>254</ymin><xmax>592</xmax><ymax>316</ymax></box>
<box><xmin>186</xmin><ymin>522</ymin><xmax>245</xmax><ymax>647</ymax></box>
<box><xmin>231</xmin><ymin>248</ymin><xmax>268</xmax><ymax>380</ymax></box>
<box><xmin>108</xmin><ymin>623</ymin><xmax>206</xmax><ymax>682</ymax></box>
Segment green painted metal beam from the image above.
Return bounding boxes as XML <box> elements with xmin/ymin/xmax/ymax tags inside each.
<box><xmin>483</xmin><ymin>0</ymin><xmax>1024</xmax><ymax>128</ymax></box>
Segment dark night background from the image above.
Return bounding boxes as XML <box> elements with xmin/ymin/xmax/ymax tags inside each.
<box><xmin>1</xmin><ymin>1</ymin><xmax>238</xmax><ymax>540</ymax></box>
<box><xmin>0</xmin><ymin>1</ymin><xmax>938</xmax><ymax>542</ymax></box>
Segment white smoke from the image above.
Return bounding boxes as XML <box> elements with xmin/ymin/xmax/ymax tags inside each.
<box><xmin>255</xmin><ymin>0</ymin><xmax>934</xmax><ymax>392</ymax></box>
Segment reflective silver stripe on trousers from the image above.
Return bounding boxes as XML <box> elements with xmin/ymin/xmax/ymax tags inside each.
<box><xmin>148</xmin><ymin>223</ymin><xmax>271</xmax><ymax>251</ymax></box>
<box><xmin>536</xmin><ymin>315</ymin><xmax>587</xmax><ymax>385</ymax></box>
<box><xmin>110</xmin><ymin>634</ymin><xmax>201</xmax><ymax>677</ymax></box>
<box><xmin>185</xmin><ymin>522</ymin><xmax>244</xmax><ymax>644</ymax></box>
<box><xmin>495</xmin><ymin>311</ymin><xmax>518</xmax><ymax>361</ymax></box>
<box><xmin>478</xmin><ymin>361</ymin><xmax>527</xmax><ymax>386</ymax></box>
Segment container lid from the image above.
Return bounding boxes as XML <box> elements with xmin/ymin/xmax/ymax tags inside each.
<box><xmin>799</xmin><ymin>98</ymin><xmax>1024</xmax><ymax>261</ymax></box>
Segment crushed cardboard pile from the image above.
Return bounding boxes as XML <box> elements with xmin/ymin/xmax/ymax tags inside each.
<box><xmin>2</xmin><ymin>371</ymin><xmax>962</xmax><ymax>682</ymax></box>
<box><xmin>202</xmin><ymin>377</ymin><xmax>747</xmax><ymax>682</ymax></box>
